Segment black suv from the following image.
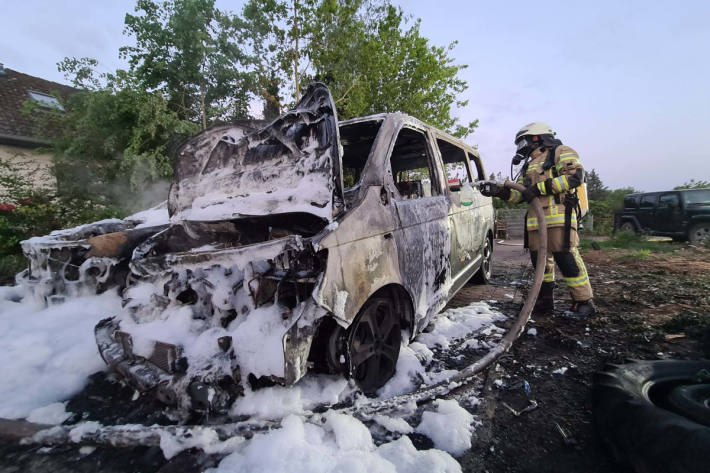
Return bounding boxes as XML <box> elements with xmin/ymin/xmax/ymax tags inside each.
<box><xmin>614</xmin><ymin>189</ymin><xmax>710</xmax><ymax>243</ymax></box>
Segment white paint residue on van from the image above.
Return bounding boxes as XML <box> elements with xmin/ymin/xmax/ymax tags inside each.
<box><xmin>333</xmin><ymin>290</ymin><xmax>349</xmax><ymax>319</ymax></box>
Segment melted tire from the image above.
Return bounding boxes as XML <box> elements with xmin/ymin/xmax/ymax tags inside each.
<box><xmin>667</xmin><ymin>384</ymin><xmax>710</xmax><ymax>427</ymax></box>
<box><xmin>593</xmin><ymin>360</ymin><xmax>710</xmax><ymax>473</ymax></box>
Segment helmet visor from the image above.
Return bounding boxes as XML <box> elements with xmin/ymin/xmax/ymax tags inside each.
<box><xmin>516</xmin><ymin>137</ymin><xmax>530</xmax><ymax>151</ymax></box>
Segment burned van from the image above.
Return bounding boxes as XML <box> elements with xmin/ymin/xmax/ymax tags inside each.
<box><xmin>87</xmin><ymin>83</ymin><xmax>494</xmax><ymax>412</ymax></box>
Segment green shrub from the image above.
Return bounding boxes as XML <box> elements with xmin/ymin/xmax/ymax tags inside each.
<box><xmin>0</xmin><ymin>193</ymin><xmax>122</xmax><ymax>258</ymax></box>
<box><xmin>0</xmin><ymin>254</ymin><xmax>26</xmax><ymax>285</ymax></box>
<box><xmin>630</xmin><ymin>249</ymin><xmax>652</xmax><ymax>259</ymax></box>
<box><xmin>1</xmin><ymin>156</ymin><xmax>126</xmax><ymax>267</ymax></box>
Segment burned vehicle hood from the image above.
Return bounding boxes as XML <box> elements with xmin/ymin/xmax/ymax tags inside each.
<box><xmin>168</xmin><ymin>83</ymin><xmax>344</xmax><ymax>223</ymax></box>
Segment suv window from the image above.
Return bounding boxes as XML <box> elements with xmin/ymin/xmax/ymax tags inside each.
<box><xmin>390</xmin><ymin>128</ymin><xmax>439</xmax><ymax>199</ymax></box>
<box><xmin>683</xmin><ymin>189</ymin><xmax>710</xmax><ymax>204</ymax></box>
<box><xmin>624</xmin><ymin>195</ymin><xmax>639</xmax><ymax>210</ymax></box>
<box><xmin>340</xmin><ymin>120</ymin><xmax>382</xmax><ymax>189</ymax></box>
<box><xmin>436</xmin><ymin>138</ymin><xmax>472</xmax><ymax>192</ymax></box>
<box><xmin>640</xmin><ymin>194</ymin><xmax>657</xmax><ymax>208</ymax></box>
<box><xmin>659</xmin><ymin>193</ymin><xmax>680</xmax><ymax>208</ymax></box>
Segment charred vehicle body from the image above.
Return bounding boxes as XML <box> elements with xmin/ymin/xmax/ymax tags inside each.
<box><xmin>17</xmin><ymin>204</ymin><xmax>171</xmax><ymax>305</ymax></box>
<box><xmin>21</xmin><ymin>83</ymin><xmax>494</xmax><ymax>412</ymax></box>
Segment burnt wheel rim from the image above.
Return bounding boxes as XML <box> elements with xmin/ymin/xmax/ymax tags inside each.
<box><xmin>482</xmin><ymin>238</ymin><xmax>492</xmax><ymax>278</ymax></box>
<box><xmin>349</xmin><ymin>298</ymin><xmax>401</xmax><ymax>395</ymax></box>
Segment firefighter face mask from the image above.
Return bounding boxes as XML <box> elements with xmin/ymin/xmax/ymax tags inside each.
<box><xmin>513</xmin><ymin>137</ymin><xmax>534</xmax><ymax>164</ymax></box>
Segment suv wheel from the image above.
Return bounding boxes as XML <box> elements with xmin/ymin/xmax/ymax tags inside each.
<box><xmin>471</xmin><ymin>236</ymin><xmax>492</xmax><ymax>284</ymax></box>
<box><xmin>689</xmin><ymin>222</ymin><xmax>710</xmax><ymax>244</ymax></box>
<box><xmin>347</xmin><ymin>296</ymin><xmax>401</xmax><ymax>396</ymax></box>
<box><xmin>619</xmin><ymin>221</ymin><xmax>636</xmax><ymax>233</ymax></box>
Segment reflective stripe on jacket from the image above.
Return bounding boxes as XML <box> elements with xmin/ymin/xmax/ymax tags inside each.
<box><xmin>508</xmin><ymin>145</ymin><xmax>585</xmax><ymax>229</ymax></box>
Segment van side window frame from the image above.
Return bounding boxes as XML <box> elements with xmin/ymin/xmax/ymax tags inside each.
<box><xmin>388</xmin><ymin>125</ymin><xmax>442</xmax><ymax>201</ymax></box>
<box><xmin>467</xmin><ymin>151</ymin><xmax>485</xmax><ymax>182</ymax></box>
<box><xmin>434</xmin><ymin>136</ymin><xmax>474</xmax><ymax>194</ymax></box>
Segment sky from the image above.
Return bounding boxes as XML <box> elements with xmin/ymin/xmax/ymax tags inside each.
<box><xmin>1</xmin><ymin>0</ymin><xmax>708</xmax><ymax>191</ymax></box>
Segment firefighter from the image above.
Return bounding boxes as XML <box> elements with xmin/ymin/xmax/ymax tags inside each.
<box><xmin>482</xmin><ymin>122</ymin><xmax>596</xmax><ymax>317</ymax></box>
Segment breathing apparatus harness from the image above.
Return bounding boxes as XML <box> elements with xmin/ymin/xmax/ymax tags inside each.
<box><xmin>513</xmin><ymin>135</ymin><xmax>580</xmax><ymax>251</ymax></box>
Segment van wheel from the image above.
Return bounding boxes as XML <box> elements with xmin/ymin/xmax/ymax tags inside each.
<box><xmin>688</xmin><ymin>223</ymin><xmax>710</xmax><ymax>244</ymax></box>
<box><xmin>471</xmin><ymin>236</ymin><xmax>492</xmax><ymax>284</ymax></box>
<box><xmin>347</xmin><ymin>297</ymin><xmax>401</xmax><ymax>396</ymax></box>
<box><xmin>619</xmin><ymin>221</ymin><xmax>636</xmax><ymax>233</ymax></box>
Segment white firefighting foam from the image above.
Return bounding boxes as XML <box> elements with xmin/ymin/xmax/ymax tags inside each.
<box><xmin>1</xmin><ymin>280</ymin><xmax>504</xmax><ymax>470</ymax></box>
<box><xmin>0</xmin><ymin>287</ymin><xmax>121</xmax><ymax>419</ymax></box>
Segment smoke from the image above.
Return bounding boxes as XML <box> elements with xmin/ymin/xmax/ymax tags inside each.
<box><xmin>102</xmin><ymin>179</ymin><xmax>172</xmax><ymax>214</ymax></box>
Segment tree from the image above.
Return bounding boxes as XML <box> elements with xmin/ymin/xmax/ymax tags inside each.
<box><xmin>121</xmin><ymin>0</ymin><xmax>254</xmax><ymax>128</ymax></box>
<box><xmin>238</xmin><ymin>0</ymin><xmax>477</xmax><ymax>137</ymax></box>
<box><xmin>306</xmin><ymin>1</ymin><xmax>477</xmax><ymax>137</ymax></box>
<box><xmin>57</xmin><ymin>57</ymin><xmax>102</xmax><ymax>90</ymax></box>
<box><xmin>674</xmin><ymin>179</ymin><xmax>710</xmax><ymax>190</ymax></box>
<box><xmin>586</xmin><ymin>168</ymin><xmax>609</xmax><ymax>201</ymax></box>
<box><xmin>237</xmin><ymin>0</ymin><xmax>290</xmax><ymax>119</ymax></box>
<box><xmin>42</xmin><ymin>86</ymin><xmax>198</xmax><ymax>208</ymax></box>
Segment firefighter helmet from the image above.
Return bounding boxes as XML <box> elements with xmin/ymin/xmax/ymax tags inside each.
<box><xmin>514</xmin><ymin>122</ymin><xmax>555</xmax><ymax>143</ymax></box>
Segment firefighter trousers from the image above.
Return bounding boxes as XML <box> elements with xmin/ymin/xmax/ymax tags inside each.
<box><xmin>528</xmin><ymin>227</ymin><xmax>593</xmax><ymax>301</ymax></box>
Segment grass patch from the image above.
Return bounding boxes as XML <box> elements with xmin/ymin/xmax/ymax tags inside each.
<box><xmin>580</xmin><ymin>232</ymin><xmax>678</xmax><ymax>253</ymax></box>
<box><xmin>0</xmin><ymin>254</ymin><xmax>27</xmax><ymax>286</ymax></box>
<box><xmin>630</xmin><ymin>249</ymin><xmax>652</xmax><ymax>259</ymax></box>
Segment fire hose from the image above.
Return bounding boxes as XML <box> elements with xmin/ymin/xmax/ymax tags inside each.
<box><xmin>7</xmin><ymin>181</ymin><xmax>547</xmax><ymax>449</ymax></box>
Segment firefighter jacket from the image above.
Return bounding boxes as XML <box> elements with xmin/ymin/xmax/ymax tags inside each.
<box><xmin>508</xmin><ymin>145</ymin><xmax>585</xmax><ymax>231</ymax></box>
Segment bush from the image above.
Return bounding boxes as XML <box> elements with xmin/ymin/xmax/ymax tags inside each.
<box><xmin>0</xmin><ymin>254</ymin><xmax>27</xmax><ymax>286</ymax></box>
<box><xmin>0</xmin><ymin>192</ymin><xmax>123</xmax><ymax>258</ymax></box>
<box><xmin>586</xmin><ymin>187</ymin><xmax>638</xmax><ymax>236</ymax></box>
<box><xmin>588</xmin><ymin>200</ymin><xmax>614</xmax><ymax>235</ymax></box>
<box><xmin>1</xmin><ymin>158</ymin><xmax>125</xmax><ymax>284</ymax></box>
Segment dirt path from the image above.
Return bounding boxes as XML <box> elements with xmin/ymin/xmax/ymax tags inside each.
<box><xmin>456</xmin><ymin>240</ymin><xmax>709</xmax><ymax>473</ymax></box>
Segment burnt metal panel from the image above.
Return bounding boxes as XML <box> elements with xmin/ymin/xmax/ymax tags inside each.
<box><xmin>169</xmin><ymin>83</ymin><xmax>344</xmax><ymax>223</ymax></box>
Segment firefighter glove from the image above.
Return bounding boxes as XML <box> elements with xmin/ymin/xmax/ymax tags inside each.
<box><xmin>480</xmin><ymin>182</ymin><xmax>511</xmax><ymax>200</ymax></box>
<box><xmin>521</xmin><ymin>185</ymin><xmax>541</xmax><ymax>203</ymax></box>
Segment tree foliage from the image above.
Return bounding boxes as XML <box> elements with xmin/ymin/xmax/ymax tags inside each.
<box><xmin>121</xmin><ymin>0</ymin><xmax>253</xmax><ymax>127</ymax></box>
<box><xmin>674</xmin><ymin>179</ymin><xmax>710</xmax><ymax>190</ymax></box>
<box><xmin>236</xmin><ymin>0</ymin><xmax>290</xmax><ymax>119</ymax></box>
<box><xmin>239</xmin><ymin>0</ymin><xmax>477</xmax><ymax>137</ymax></box>
<box><xmin>310</xmin><ymin>2</ymin><xmax>477</xmax><ymax>137</ymax></box>
<box><xmin>50</xmin><ymin>88</ymin><xmax>198</xmax><ymax>207</ymax></box>
<box><xmin>586</xmin><ymin>168</ymin><xmax>609</xmax><ymax>201</ymax></box>
<box><xmin>47</xmin><ymin>0</ymin><xmax>477</xmax><ymax>207</ymax></box>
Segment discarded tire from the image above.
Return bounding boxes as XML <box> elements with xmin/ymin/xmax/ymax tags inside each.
<box><xmin>593</xmin><ymin>359</ymin><xmax>710</xmax><ymax>473</ymax></box>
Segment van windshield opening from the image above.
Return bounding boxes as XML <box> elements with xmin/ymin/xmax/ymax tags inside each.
<box><xmin>339</xmin><ymin>120</ymin><xmax>382</xmax><ymax>190</ymax></box>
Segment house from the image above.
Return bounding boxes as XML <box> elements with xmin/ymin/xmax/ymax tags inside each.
<box><xmin>0</xmin><ymin>64</ymin><xmax>77</xmax><ymax>192</ymax></box>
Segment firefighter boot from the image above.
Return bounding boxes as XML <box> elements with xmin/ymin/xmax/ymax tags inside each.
<box><xmin>564</xmin><ymin>299</ymin><xmax>597</xmax><ymax>318</ymax></box>
<box><xmin>533</xmin><ymin>282</ymin><xmax>555</xmax><ymax>316</ymax></box>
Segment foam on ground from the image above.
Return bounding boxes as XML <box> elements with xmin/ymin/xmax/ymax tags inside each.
<box><xmin>0</xmin><ymin>288</ymin><xmax>121</xmax><ymax>419</ymax></box>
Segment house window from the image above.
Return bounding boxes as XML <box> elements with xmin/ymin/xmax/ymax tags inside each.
<box><xmin>28</xmin><ymin>91</ymin><xmax>64</xmax><ymax>111</ymax></box>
